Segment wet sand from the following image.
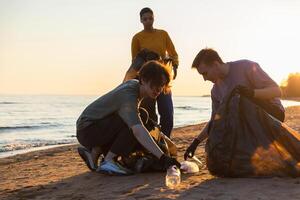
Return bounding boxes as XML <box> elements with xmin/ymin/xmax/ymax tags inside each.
<box><xmin>1</xmin><ymin>106</ymin><xmax>300</xmax><ymax>200</ymax></box>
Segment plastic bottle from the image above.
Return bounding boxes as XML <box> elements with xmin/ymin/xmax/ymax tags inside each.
<box><xmin>180</xmin><ymin>161</ymin><xmax>199</xmax><ymax>173</ymax></box>
<box><xmin>165</xmin><ymin>165</ymin><xmax>181</xmax><ymax>189</ymax></box>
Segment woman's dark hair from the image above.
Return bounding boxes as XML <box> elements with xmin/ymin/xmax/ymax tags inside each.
<box><xmin>140</xmin><ymin>7</ymin><xmax>153</xmax><ymax>19</ymax></box>
<box><xmin>139</xmin><ymin>61</ymin><xmax>171</xmax><ymax>93</ymax></box>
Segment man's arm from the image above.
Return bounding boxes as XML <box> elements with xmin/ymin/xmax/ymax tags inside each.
<box><xmin>236</xmin><ymin>85</ymin><xmax>282</xmax><ymax>100</ymax></box>
<box><xmin>196</xmin><ymin>122</ymin><xmax>210</xmax><ymax>142</ymax></box>
<box><xmin>184</xmin><ymin>91</ymin><xmax>217</xmax><ymax>160</ymax></box>
<box><xmin>254</xmin><ymin>86</ymin><xmax>282</xmax><ymax>99</ymax></box>
<box><xmin>247</xmin><ymin>62</ymin><xmax>282</xmax><ymax>99</ymax></box>
<box><xmin>131</xmin><ymin>124</ymin><xmax>164</xmax><ymax>159</ymax></box>
<box><xmin>184</xmin><ymin>121</ymin><xmax>210</xmax><ymax>160</ymax></box>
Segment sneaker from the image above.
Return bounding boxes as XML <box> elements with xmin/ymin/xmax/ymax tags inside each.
<box><xmin>96</xmin><ymin>160</ymin><xmax>134</xmax><ymax>176</ymax></box>
<box><xmin>77</xmin><ymin>146</ymin><xmax>97</xmax><ymax>171</ymax></box>
<box><xmin>115</xmin><ymin>161</ymin><xmax>135</xmax><ymax>175</ymax></box>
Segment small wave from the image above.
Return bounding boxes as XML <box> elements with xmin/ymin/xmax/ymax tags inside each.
<box><xmin>0</xmin><ymin>139</ymin><xmax>76</xmax><ymax>152</ymax></box>
<box><xmin>175</xmin><ymin>106</ymin><xmax>199</xmax><ymax>110</ymax></box>
<box><xmin>69</xmin><ymin>135</ymin><xmax>76</xmax><ymax>138</ymax></box>
<box><xmin>0</xmin><ymin>125</ymin><xmax>41</xmax><ymax>131</ymax></box>
<box><xmin>0</xmin><ymin>123</ymin><xmax>62</xmax><ymax>132</ymax></box>
<box><xmin>0</xmin><ymin>101</ymin><xmax>19</xmax><ymax>104</ymax></box>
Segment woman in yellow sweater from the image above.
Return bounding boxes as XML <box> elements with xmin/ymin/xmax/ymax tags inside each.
<box><xmin>125</xmin><ymin>7</ymin><xmax>179</xmax><ymax>137</ymax></box>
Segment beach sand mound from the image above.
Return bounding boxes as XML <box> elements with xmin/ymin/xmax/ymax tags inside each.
<box><xmin>1</xmin><ymin>106</ymin><xmax>300</xmax><ymax>200</ymax></box>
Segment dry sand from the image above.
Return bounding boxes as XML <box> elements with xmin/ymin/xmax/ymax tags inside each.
<box><xmin>1</xmin><ymin>106</ymin><xmax>300</xmax><ymax>200</ymax></box>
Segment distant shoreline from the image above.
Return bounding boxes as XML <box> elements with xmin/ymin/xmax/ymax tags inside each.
<box><xmin>2</xmin><ymin>94</ymin><xmax>299</xmax><ymax>100</ymax></box>
<box><xmin>0</xmin><ymin>143</ymin><xmax>77</xmax><ymax>159</ymax></box>
<box><xmin>282</xmin><ymin>97</ymin><xmax>300</xmax><ymax>102</ymax></box>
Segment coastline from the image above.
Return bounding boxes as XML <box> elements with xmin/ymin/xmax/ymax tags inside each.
<box><xmin>1</xmin><ymin>106</ymin><xmax>300</xmax><ymax>199</ymax></box>
<box><xmin>1</xmin><ymin>97</ymin><xmax>299</xmax><ymax>159</ymax></box>
<box><xmin>282</xmin><ymin>97</ymin><xmax>300</xmax><ymax>102</ymax></box>
<box><xmin>0</xmin><ymin>143</ymin><xmax>77</xmax><ymax>159</ymax></box>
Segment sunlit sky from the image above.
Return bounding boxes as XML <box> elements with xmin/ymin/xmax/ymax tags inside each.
<box><xmin>1</xmin><ymin>0</ymin><xmax>299</xmax><ymax>96</ymax></box>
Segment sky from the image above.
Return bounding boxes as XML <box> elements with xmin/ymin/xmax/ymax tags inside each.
<box><xmin>1</xmin><ymin>0</ymin><xmax>299</xmax><ymax>96</ymax></box>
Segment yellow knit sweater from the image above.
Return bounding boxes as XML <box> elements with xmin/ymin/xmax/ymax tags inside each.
<box><xmin>131</xmin><ymin>29</ymin><xmax>179</xmax><ymax>66</ymax></box>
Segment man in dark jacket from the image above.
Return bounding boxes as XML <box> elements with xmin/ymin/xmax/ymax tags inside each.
<box><xmin>184</xmin><ymin>48</ymin><xmax>284</xmax><ymax>160</ymax></box>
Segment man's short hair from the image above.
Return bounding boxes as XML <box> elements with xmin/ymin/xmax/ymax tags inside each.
<box><xmin>192</xmin><ymin>48</ymin><xmax>224</xmax><ymax>68</ymax></box>
<box><xmin>140</xmin><ymin>7</ymin><xmax>153</xmax><ymax>19</ymax></box>
<box><xmin>139</xmin><ymin>61</ymin><xmax>171</xmax><ymax>93</ymax></box>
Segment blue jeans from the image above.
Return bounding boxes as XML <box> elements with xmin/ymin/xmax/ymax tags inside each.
<box><xmin>157</xmin><ymin>92</ymin><xmax>174</xmax><ymax>137</ymax></box>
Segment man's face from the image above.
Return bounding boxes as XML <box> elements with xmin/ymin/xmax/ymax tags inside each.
<box><xmin>140</xmin><ymin>12</ymin><xmax>154</xmax><ymax>29</ymax></box>
<box><xmin>196</xmin><ymin>62</ymin><xmax>219</xmax><ymax>83</ymax></box>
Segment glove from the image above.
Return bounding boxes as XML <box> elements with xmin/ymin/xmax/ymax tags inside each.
<box><xmin>234</xmin><ymin>85</ymin><xmax>255</xmax><ymax>98</ymax></box>
<box><xmin>159</xmin><ymin>154</ymin><xmax>181</xmax><ymax>169</ymax></box>
<box><xmin>173</xmin><ymin>65</ymin><xmax>178</xmax><ymax>80</ymax></box>
<box><xmin>184</xmin><ymin>138</ymin><xmax>200</xmax><ymax>160</ymax></box>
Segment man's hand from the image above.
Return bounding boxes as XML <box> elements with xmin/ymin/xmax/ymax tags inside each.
<box><xmin>184</xmin><ymin>138</ymin><xmax>200</xmax><ymax>160</ymax></box>
<box><xmin>234</xmin><ymin>85</ymin><xmax>255</xmax><ymax>98</ymax></box>
<box><xmin>159</xmin><ymin>154</ymin><xmax>181</xmax><ymax>169</ymax></box>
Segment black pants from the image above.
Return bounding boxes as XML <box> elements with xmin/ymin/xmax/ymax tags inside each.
<box><xmin>140</xmin><ymin>97</ymin><xmax>157</xmax><ymax>123</ymax></box>
<box><xmin>140</xmin><ymin>92</ymin><xmax>174</xmax><ymax>137</ymax></box>
<box><xmin>77</xmin><ymin>114</ymin><xmax>138</xmax><ymax>157</ymax></box>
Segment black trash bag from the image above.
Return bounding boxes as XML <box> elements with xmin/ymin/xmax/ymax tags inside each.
<box><xmin>120</xmin><ymin>108</ymin><xmax>177</xmax><ymax>173</ymax></box>
<box><xmin>206</xmin><ymin>90</ymin><xmax>300</xmax><ymax>177</ymax></box>
<box><xmin>121</xmin><ymin>128</ymin><xmax>177</xmax><ymax>173</ymax></box>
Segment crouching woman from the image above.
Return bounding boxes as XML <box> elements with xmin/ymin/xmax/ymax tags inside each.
<box><xmin>76</xmin><ymin>61</ymin><xmax>180</xmax><ymax>175</ymax></box>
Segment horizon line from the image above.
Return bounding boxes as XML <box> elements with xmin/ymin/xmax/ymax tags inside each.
<box><xmin>0</xmin><ymin>93</ymin><xmax>211</xmax><ymax>97</ymax></box>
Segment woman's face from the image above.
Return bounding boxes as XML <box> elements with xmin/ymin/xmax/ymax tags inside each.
<box><xmin>141</xmin><ymin>78</ymin><xmax>166</xmax><ymax>99</ymax></box>
<box><xmin>140</xmin><ymin>12</ymin><xmax>154</xmax><ymax>29</ymax></box>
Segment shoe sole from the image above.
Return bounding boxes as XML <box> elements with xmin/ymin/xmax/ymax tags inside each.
<box><xmin>78</xmin><ymin>147</ymin><xmax>96</xmax><ymax>171</ymax></box>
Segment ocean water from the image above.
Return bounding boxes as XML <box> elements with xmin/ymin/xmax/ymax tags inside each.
<box><xmin>0</xmin><ymin>95</ymin><xmax>299</xmax><ymax>157</ymax></box>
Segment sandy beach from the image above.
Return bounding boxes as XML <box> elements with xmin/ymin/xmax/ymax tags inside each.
<box><xmin>1</xmin><ymin>105</ymin><xmax>300</xmax><ymax>200</ymax></box>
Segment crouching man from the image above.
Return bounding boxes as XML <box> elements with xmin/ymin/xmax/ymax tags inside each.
<box><xmin>184</xmin><ymin>48</ymin><xmax>285</xmax><ymax>160</ymax></box>
<box><xmin>76</xmin><ymin>61</ymin><xmax>180</xmax><ymax>175</ymax></box>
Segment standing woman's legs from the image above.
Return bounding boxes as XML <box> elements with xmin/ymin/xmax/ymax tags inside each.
<box><xmin>140</xmin><ymin>97</ymin><xmax>157</xmax><ymax>123</ymax></box>
<box><xmin>157</xmin><ymin>91</ymin><xmax>174</xmax><ymax>137</ymax></box>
